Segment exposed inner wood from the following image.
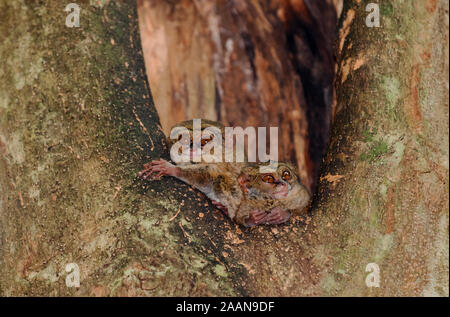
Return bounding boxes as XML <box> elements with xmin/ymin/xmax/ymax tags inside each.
<box><xmin>137</xmin><ymin>0</ymin><xmax>340</xmax><ymax>192</ymax></box>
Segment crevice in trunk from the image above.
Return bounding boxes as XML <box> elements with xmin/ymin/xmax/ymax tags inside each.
<box><xmin>137</xmin><ymin>0</ymin><xmax>340</xmax><ymax>194</ymax></box>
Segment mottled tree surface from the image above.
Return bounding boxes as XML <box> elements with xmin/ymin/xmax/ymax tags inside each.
<box><xmin>0</xmin><ymin>0</ymin><xmax>448</xmax><ymax>297</ymax></box>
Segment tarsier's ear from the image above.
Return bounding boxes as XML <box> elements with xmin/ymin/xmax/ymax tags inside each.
<box><xmin>237</xmin><ymin>173</ymin><xmax>251</xmax><ymax>193</ymax></box>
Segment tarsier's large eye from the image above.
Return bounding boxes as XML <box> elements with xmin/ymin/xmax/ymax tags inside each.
<box><xmin>262</xmin><ymin>174</ymin><xmax>275</xmax><ymax>184</ymax></box>
<box><xmin>281</xmin><ymin>170</ymin><xmax>291</xmax><ymax>181</ymax></box>
<box><xmin>201</xmin><ymin>135</ymin><xmax>214</xmax><ymax>146</ymax></box>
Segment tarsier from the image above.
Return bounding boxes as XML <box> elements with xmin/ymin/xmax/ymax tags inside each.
<box><xmin>139</xmin><ymin>120</ymin><xmax>311</xmax><ymax>226</ymax></box>
<box><xmin>237</xmin><ymin>162</ymin><xmax>311</xmax><ymax>225</ymax></box>
<box><xmin>166</xmin><ymin>119</ymin><xmax>231</xmax><ymax>164</ymax></box>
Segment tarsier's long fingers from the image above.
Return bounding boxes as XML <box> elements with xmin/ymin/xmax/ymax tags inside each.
<box><xmin>139</xmin><ymin>159</ymin><xmax>170</xmax><ymax>180</ymax></box>
<box><xmin>143</xmin><ymin>159</ymin><xmax>165</xmax><ymax>168</ymax></box>
<box><xmin>139</xmin><ymin>161</ymin><xmax>156</xmax><ymax>177</ymax></box>
<box><xmin>143</xmin><ymin>162</ymin><xmax>153</xmax><ymax>169</ymax></box>
<box><xmin>140</xmin><ymin>170</ymin><xmax>156</xmax><ymax>179</ymax></box>
<box><xmin>251</xmin><ymin>210</ymin><xmax>267</xmax><ymax>222</ymax></box>
<box><xmin>211</xmin><ymin>200</ymin><xmax>228</xmax><ymax>216</ymax></box>
<box><xmin>266</xmin><ymin>208</ymin><xmax>291</xmax><ymax>225</ymax></box>
<box><xmin>148</xmin><ymin>160</ymin><xmax>164</xmax><ymax>168</ymax></box>
<box><xmin>246</xmin><ymin>210</ymin><xmax>268</xmax><ymax>227</ymax></box>
<box><xmin>138</xmin><ymin>168</ymin><xmax>153</xmax><ymax>179</ymax></box>
<box><xmin>143</xmin><ymin>159</ymin><xmax>162</xmax><ymax>167</ymax></box>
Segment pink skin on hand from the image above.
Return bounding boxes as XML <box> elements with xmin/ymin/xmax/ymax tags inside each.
<box><xmin>266</xmin><ymin>207</ymin><xmax>291</xmax><ymax>225</ymax></box>
<box><xmin>138</xmin><ymin>159</ymin><xmax>179</xmax><ymax>180</ymax></box>
<box><xmin>211</xmin><ymin>200</ymin><xmax>228</xmax><ymax>216</ymax></box>
<box><xmin>245</xmin><ymin>209</ymin><xmax>269</xmax><ymax>227</ymax></box>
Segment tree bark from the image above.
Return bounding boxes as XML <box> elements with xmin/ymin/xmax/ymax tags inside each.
<box><xmin>0</xmin><ymin>0</ymin><xmax>448</xmax><ymax>297</ymax></box>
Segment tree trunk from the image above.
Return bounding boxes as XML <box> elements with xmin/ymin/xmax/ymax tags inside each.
<box><xmin>320</xmin><ymin>0</ymin><xmax>448</xmax><ymax>296</ymax></box>
<box><xmin>0</xmin><ymin>0</ymin><xmax>237</xmax><ymax>296</ymax></box>
<box><xmin>0</xmin><ymin>0</ymin><xmax>448</xmax><ymax>297</ymax></box>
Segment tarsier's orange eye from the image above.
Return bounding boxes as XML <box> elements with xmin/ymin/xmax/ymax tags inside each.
<box><xmin>201</xmin><ymin>135</ymin><xmax>213</xmax><ymax>146</ymax></box>
<box><xmin>282</xmin><ymin>170</ymin><xmax>291</xmax><ymax>181</ymax></box>
<box><xmin>262</xmin><ymin>175</ymin><xmax>275</xmax><ymax>184</ymax></box>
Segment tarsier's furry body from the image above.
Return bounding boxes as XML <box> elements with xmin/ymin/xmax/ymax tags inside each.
<box><xmin>238</xmin><ymin>163</ymin><xmax>311</xmax><ymax>223</ymax></box>
<box><xmin>139</xmin><ymin>120</ymin><xmax>311</xmax><ymax>226</ymax></box>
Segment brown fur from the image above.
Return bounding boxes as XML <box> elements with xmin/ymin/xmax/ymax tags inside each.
<box><xmin>141</xmin><ymin>120</ymin><xmax>310</xmax><ymax>226</ymax></box>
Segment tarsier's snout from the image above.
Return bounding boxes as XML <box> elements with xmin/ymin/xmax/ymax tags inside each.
<box><xmin>273</xmin><ymin>181</ymin><xmax>289</xmax><ymax>199</ymax></box>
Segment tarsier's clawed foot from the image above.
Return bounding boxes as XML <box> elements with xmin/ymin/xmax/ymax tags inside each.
<box><xmin>211</xmin><ymin>200</ymin><xmax>228</xmax><ymax>216</ymax></box>
<box><xmin>138</xmin><ymin>159</ymin><xmax>178</xmax><ymax>180</ymax></box>
<box><xmin>266</xmin><ymin>207</ymin><xmax>291</xmax><ymax>225</ymax></box>
<box><xmin>245</xmin><ymin>209</ymin><xmax>268</xmax><ymax>227</ymax></box>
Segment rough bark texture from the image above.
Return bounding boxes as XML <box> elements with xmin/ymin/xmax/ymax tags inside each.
<box><xmin>0</xmin><ymin>0</ymin><xmax>448</xmax><ymax>297</ymax></box>
<box><xmin>317</xmin><ymin>0</ymin><xmax>449</xmax><ymax>296</ymax></box>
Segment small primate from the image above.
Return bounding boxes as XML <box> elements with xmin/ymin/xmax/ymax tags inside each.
<box><xmin>140</xmin><ymin>119</ymin><xmax>310</xmax><ymax>226</ymax></box>
<box><xmin>166</xmin><ymin>119</ymin><xmax>239</xmax><ymax>165</ymax></box>
<box><xmin>139</xmin><ymin>159</ymin><xmax>310</xmax><ymax>226</ymax></box>
<box><xmin>164</xmin><ymin>119</ymin><xmax>250</xmax><ymax>216</ymax></box>
<box><xmin>236</xmin><ymin>162</ymin><xmax>311</xmax><ymax>225</ymax></box>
